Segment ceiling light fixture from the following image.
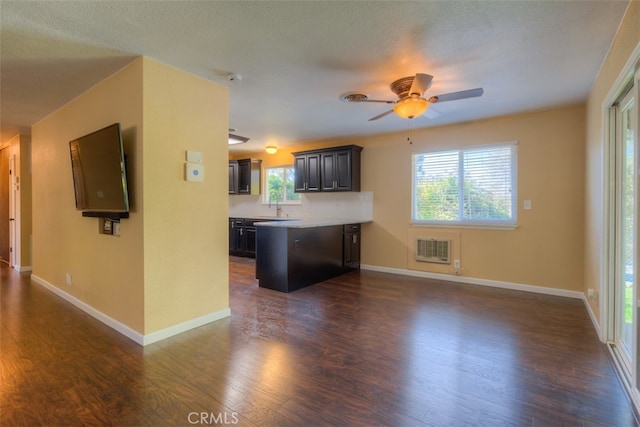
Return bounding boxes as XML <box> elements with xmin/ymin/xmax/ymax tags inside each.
<box><xmin>228</xmin><ymin>133</ymin><xmax>249</xmax><ymax>145</ymax></box>
<box><xmin>393</xmin><ymin>97</ymin><xmax>429</xmax><ymax>119</ymax></box>
<box><xmin>265</xmin><ymin>146</ymin><xmax>278</xmax><ymax>155</ymax></box>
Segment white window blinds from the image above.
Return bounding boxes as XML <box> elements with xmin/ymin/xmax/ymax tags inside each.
<box><xmin>413</xmin><ymin>143</ymin><xmax>517</xmax><ymax>225</ymax></box>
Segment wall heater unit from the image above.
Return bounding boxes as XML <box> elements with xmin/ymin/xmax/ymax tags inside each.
<box><xmin>416</xmin><ymin>238</ymin><xmax>451</xmax><ymax>264</ymax></box>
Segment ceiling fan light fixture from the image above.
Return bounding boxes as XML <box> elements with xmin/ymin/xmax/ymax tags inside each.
<box><xmin>393</xmin><ymin>98</ymin><xmax>429</xmax><ymax>119</ymax></box>
<box><xmin>265</xmin><ymin>146</ymin><xmax>278</xmax><ymax>155</ymax></box>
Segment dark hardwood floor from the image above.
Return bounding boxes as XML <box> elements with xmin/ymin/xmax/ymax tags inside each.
<box><xmin>1</xmin><ymin>257</ymin><xmax>638</xmax><ymax>426</ymax></box>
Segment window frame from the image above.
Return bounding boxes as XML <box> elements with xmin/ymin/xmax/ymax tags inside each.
<box><xmin>411</xmin><ymin>142</ymin><xmax>518</xmax><ymax>229</ymax></box>
<box><xmin>263</xmin><ymin>164</ymin><xmax>302</xmax><ymax>205</ymax></box>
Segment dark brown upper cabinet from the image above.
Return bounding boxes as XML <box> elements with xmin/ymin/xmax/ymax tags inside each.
<box><xmin>293</xmin><ymin>145</ymin><xmax>362</xmax><ymax>193</ymax></box>
<box><xmin>229</xmin><ymin>158</ymin><xmax>262</xmax><ymax>195</ymax></box>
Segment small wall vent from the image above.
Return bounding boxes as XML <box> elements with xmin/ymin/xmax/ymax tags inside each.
<box><xmin>416</xmin><ymin>238</ymin><xmax>451</xmax><ymax>264</ymax></box>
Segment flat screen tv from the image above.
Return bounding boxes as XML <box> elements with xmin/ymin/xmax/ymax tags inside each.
<box><xmin>69</xmin><ymin>123</ymin><xmax>130</xmax><ymax>219</ymax></box>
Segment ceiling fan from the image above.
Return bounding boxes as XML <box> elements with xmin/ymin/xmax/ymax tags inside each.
<box><xmin>340</xmin><ymin>73</ymin><xmax>483</xmax><ymax>121</ymax></box>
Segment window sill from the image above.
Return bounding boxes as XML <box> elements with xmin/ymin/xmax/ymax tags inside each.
<box><xmin>411</xmin><ymin>221</ymin><xmax>519</xmax><ymax>231</ymax></box>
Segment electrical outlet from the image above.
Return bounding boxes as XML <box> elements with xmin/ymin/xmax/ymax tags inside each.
<box><xmin>66</xmin><ymin>273</ymin><xmax>72</xmax><ymax>285</ymax></box>
<box><xmin>453</xmin><ymin>260</ymin><xmax>461</xmax><ymax>269</ymax></box>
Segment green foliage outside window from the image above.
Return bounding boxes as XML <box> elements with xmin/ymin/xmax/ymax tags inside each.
<box><xmin>415</xmin><ymin>176</ymin><xmax>511</xmax><ymax>221</ymax></box>
<box><xmin>266</xmin><ymin>166</ymin><xmax>300</xmax><ymax>204</ymax></box>
<box><xmin>413</xmin><ymin>144</ymin><xmax>516</xmax><ymax>224</ymax></box>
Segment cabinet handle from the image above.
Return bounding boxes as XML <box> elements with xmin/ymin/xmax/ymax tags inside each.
<box><xmin>294</xmin><ymin>239</ymin><xmax>300</xmax><ymax>250</ymax></box>
<box><xmin>353</xmin><ymin>235</ymin><xmax>357</xmax><ymax>244</ymax></box>
<box><xmin>240</xmin><ymin>229</ymin><xmax>243</xmax><ymax>236</ymax></box>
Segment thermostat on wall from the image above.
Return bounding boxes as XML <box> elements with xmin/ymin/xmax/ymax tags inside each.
<box><xmin>185</xmin><ymin>162</ymin><xmax>205</xmax><ymax>182</ymax></box>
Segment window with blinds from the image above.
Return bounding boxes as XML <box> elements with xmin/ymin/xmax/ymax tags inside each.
<box><xmin>412</xmin><ymin>143</ymin><xmax>517</xmax><ymax>226</ymax></box>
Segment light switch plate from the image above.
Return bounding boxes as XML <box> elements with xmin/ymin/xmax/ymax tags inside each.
<box><xmin>186</xmin><ymin>150</ymin><xmax>203</xmax><ymax>163</ymax></box>
<box><xmin>185</xmin><ymin>163</ymin><xmax>205</xmax><ymax>182</ymax></box>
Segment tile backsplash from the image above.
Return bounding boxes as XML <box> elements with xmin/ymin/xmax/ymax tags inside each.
<box><xmin>229</xmin><ymin>191</ymin><xmax>373</xmax><ymax>221</ymax></box>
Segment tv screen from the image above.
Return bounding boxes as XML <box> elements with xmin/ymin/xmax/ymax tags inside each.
<box><xmin>69</xmin><ymin>123</ymin><xmax>129</xmax><ymax>217</ymax></box>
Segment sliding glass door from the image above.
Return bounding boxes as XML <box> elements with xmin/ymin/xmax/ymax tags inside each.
<box><xmin>614</xmin><ymin>87</ymin><xmax>637</xmax><ymax>373</ymax></box>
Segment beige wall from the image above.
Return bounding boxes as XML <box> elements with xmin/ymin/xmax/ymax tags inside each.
<box><xmin>32</xmin><ymin>57</ymin><xmax>229</xmax><ymax>336</ymax></box>
<box><xmin>33</xmin><ymin>59</ymin><xmax>146</xmax><ymax>331</ymax></box>
<box><xmin>585</xmin><ymin>1</ymin><xmax>640</xmax><ymax>322</ymax></box>
<box><xmin>141</xmin><ymin>58</ymin><xmax>229</xmax><ymax>333</ymax></box>
<box><xmin>363</xmin><ymin>106</ymin><xmax>585</xmax><ymax>291</ymax></box>
<box><xmin>239</xmin><ymin>104</ymin><xmax>586</xmax><ymax>292</ymax></box>
<box><xmin>18</xmin><ymin>135</ymin><xmax>32</xmax><ymax>268</ymax></box>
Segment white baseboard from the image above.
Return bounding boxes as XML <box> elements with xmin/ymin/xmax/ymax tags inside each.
<box><xmin>30</xmin><ymin>274</ymin><xmax>230</xmax><ymax>346</ymax></box>
<box><xmin>581</xmin><ymin>294</ymin><xmax>602</xmax><ymax>340</ymax></box>
<box><xmin>360</xmin><ymin>264</ymin><xmax>585</xmax><ymax>299</ymax></box>
<box><xmin>142</xmin><ymin>308</ymin><xmax>231</xmax><ymax>346</ymax></box>
<box><xmin>31</xmin><ymin>274</ymin><xmax>145</xmax><ymax>344</ymax></box>
<box><xmin>14</xmin><ymin>265</ymin><xmax>33</xmax><ymax>273</ymax></box>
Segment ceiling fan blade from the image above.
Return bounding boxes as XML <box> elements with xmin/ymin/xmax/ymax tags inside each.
<box><xmin>340</xmin><ymin>92</ymin><xmax>396</xmax><ymax>104</ymax></box>
<box><xmin>423</xmin><ymin>107</ymin><xmax>441</xmax><ymax>119</ymax></box>
<box><xmin>356</xmin><ymin>99</ymin><xmax>396</xmax><ymax>104</ymax></box>
<box><xmin>409</xmin><ymin>73</ymin><xmax>433</xmax><ymax>97</ymax></box>
<box><xmin>428</xmin><ymin>88</ymin><xmax>484</xmax><ymax>103</ymax></box>
<box><xmin>368</xmin><ymin>109</ymin><xmax>395</xmax><ymax>121</ymax></box>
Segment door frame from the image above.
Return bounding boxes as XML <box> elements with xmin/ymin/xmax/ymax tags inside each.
<box><xmin>602</xmin><ymin>44</ymin><xmax>640</xmax><ymax>407</ymax></box>
<box><xmin>9</xmin><ymin>154</ymin><xmax>16</xmax><ymax>268</ymax></box>
<box><xmin>0</xmin><ymin>145</ymin><xmax>9</xmax><ymax>265</ymax></box>
<box><xmin>609</xmin><ymin>86</ymin><xmax>637</xmax><ymax>375</ymax></box>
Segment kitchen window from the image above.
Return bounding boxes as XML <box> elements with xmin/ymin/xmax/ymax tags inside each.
<box><xmin>412</xmin><ymin>142</ymin><xmax>517</xmax><ymax>228</ymax></box>
<box><xmin>265</xmin><ymin>166</ymin><xmax>301</xmax><ymax>205</ymax></box>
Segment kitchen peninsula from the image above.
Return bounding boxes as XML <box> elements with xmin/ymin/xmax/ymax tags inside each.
<box><xmin>255</xmin><ymin>219</ymin><xmax>364</xmax><ymax>292</ymax></box>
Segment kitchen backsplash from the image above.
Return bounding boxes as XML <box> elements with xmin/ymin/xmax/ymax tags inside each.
<box><xmin>229</xmin><ymin>191</ymin><xmax>373</xmax><ymax>221</ymax></box>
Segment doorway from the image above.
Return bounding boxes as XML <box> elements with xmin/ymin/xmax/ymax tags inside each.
<box><xmin>0</xmin><ymin>147</ymin><xmax>9</xmax><ymax>264</ymax></box>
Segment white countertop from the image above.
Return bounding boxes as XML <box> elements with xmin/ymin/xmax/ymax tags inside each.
<box><xmin>231</xmin><ymin>216</ymin><xmax>296</xmax><ymax>220</ymax></box>
<box><xmin>255</xmin><ymin>218</ymin><xmax>371</xmax><ymax>228</ymax></box>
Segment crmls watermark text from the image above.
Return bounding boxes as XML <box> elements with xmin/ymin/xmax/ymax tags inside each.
<box><xmin>187</xmin><ymin>411</ymin><xmax>239</xmax><ymax>425</ymax></box>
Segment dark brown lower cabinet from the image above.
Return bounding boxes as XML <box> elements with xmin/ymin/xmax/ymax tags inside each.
<box><xmin>256</xmin><ymin>223</ymin><xmax>361</xmax><ymax>292</ymax></box>
<box><xmin>343</xmin><ymin>223</ymin><xmax>361</xmax><ymax>270</ymax></box>
<box><xmin>229</xmin><ymin>218</ymin><xmax>262</xmax><ymax>258</ymax></box>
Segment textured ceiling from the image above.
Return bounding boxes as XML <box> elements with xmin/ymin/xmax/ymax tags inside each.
<box><xmin>0</xmin><ymin>1</ymin><xmax>631</xmax><ymax>153</ymax></box>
